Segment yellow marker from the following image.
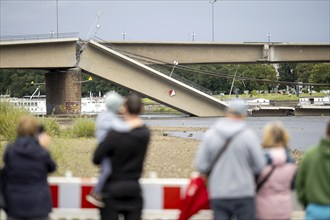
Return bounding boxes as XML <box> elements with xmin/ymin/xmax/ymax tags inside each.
<box><xmin>88</xmin><ymin>76</ymin><xmax>93</xmax><ymax>81</ymax></box>
<box><xmin>31</xmin><ymin>81</ymin><xmax>35</xmax><ymax>85</ymax></box>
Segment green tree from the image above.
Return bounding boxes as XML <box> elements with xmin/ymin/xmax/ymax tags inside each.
<box><xmin>0</xmin><ymin>69</ymin><xmax>46</xmax><ymax>97</ymax></box>
<box><xmin>226</xmin><ymin>64</ymin><xmax>277</xmax><ymax>94</ymax></box>
<box><xmin>278</xmin><ymin>63</ymin><xmax>297</xmax><ymax>89</ymax></box>
<box><xmin>295</xmin><ymin>63</ymin><xmax>314</xmax><ymax>83</ymax></box>
<box><xmin>310</xmin><ymin>63</ymin><xmax>330</xmax><ymax>91</ymax></box>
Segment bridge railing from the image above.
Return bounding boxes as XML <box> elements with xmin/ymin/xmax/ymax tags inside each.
<box><xmin>0</xmin><ymin>32</ymin><xmax>79</xmax><ymax>41</ymax></box>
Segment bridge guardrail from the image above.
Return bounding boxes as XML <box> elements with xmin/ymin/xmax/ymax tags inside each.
<box><xmin>0</xmin><ymin>32</ymin><xmax>79</xmax><ymax>41</ymax></box>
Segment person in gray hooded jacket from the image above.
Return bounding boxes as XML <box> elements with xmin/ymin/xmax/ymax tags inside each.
<box><xmin>194</xmin><ymin>99</ymin><xmax>265</xmax><ymax>220</ymax></box>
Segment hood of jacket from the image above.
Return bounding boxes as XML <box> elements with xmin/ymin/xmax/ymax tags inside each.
<box><xmin>212</xmin><ymin>117</ymin><xmax>247</xmax><ymax>139</ymax></box>
<box><xmin>319</xmin><ymin>137</ymin><xmax>330</xmax><ymax>157</ymax></box>
<box><xmin>265</xmin><ymin>147</ymin><xmax>294</xmax><ymax>166</ymax></box>
<box><xmin>10</xmin><ymin>136</ymin><xmax>46</xmax><ymax>159</ymax></box>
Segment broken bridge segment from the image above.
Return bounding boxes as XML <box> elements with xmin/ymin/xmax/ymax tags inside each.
<box><xmin>0</xmin><ymin>38</ymin><xmax>78</xmax><ymax>69</ymax></box>
<box><xmin>78</xmin><ymin>40</ymin><xmax>228</xmax><ymax>117</ymax></box>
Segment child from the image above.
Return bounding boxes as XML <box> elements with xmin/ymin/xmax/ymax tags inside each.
<box><xmin>86</xmin><ymin>91</ymin><xmax>130</xmax><ymax>207</ymax></box>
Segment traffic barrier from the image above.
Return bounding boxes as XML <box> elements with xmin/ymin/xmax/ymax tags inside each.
<box><xmin>48</xmin><ymin>176</ymin><xmax>190</xmax><ymax>210</ymax></box>
<box><xmin>0</xmin><ymin>177</ymin><xmax>305</xmax><ymax>220</ymax></box>
<box><xmin>46</xmin><ymin>176</ymin><xmax>207</xmax><ymax>220</ymax></box>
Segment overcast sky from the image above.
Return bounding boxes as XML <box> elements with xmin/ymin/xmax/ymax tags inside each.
<box><xmin>0</xmin><ymin>0</ymin><xmax>329</xmax><ymax>43</ymax></box>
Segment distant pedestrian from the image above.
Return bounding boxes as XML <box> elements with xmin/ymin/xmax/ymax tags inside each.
<box><xmin>195</xmin><ymin>99</ymin><xmax>265</xmax><ymax>220</ymax></box>
<box><xmin>256</xmin><ymin>122</ymin><xmax>297</xmax><ymax>220</ymax></box>
<box><xmin>93</xmin><ymin>94</ymin><xmax>150</xmax><ymax>220</ymax></box>
<box><xmin>86</xmin><ymin>91</ymin><xmax>130</xmax><ymax>207</ymax></box>
<box><xmin>3</xmin><ymin>115</ymin><xmax>56</xmax><ymax>220</ymax></box>
<box><xmin>296</xmin><ymin>121</ymin><xmax>330</xmax><ymax>220</ymax></box>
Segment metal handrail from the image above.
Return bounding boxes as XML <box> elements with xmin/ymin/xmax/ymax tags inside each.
<box><xmin>0</xmin><ymin>32</ymin><xmax>79</xmax><ymax>41</ymax></box>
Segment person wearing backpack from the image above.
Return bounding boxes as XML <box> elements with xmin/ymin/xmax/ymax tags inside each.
<box><xmin>256</xmin><ymin>122</ymin><xmax>297</xmax><ymax>220</ymax></box>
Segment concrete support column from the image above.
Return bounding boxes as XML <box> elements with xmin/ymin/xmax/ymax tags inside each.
<box><xmin>45</xmin><ymin>68</ymin><xmax>82</xmax><ymax>115</ymax></box>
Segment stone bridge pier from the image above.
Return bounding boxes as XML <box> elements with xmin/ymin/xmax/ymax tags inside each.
<box><xmin>45</xmin><ymin>68</ymin><xmax>82</xmax><ymax>115</ymax></box>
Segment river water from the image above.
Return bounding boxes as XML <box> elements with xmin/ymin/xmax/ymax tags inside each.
<box><xmin>144</xmin><ymin>116</ymin><xmax>329</xmax><ymax>151</ymax></box>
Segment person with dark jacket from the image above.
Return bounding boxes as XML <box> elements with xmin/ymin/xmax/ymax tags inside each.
<box><xmin>93</xmin><ymin>94</ymin><xmax>150</xmax><ymax>220</ymax></box>
<box><xmin>3</xmin><ymin>115</ymin><xmax>56</xmax><ymax>220</ymax></box>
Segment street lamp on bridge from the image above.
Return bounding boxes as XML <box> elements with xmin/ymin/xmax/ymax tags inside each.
<box><xmin>56</xmin><ymin>0</ymin><xmax>59</xmax><ymax>38</ymax></box>
<box><xmin>210</xmin><ymin>0</ymin><xmax>217</xmax><ymax>42</ymax></box>
<box><xmin>122</xmin><ymin>31</ymin><xmax>126</xmax><ymax>40</ymax></box>
<box><xmin>191</xmin><ymin>32</ymin><xmax>196</xmax><ymax>42</ymax></box>
<box><xmin>267</xmin><ymin>33</ymin><xmax>271</xmax><ymax>43</ymax></box>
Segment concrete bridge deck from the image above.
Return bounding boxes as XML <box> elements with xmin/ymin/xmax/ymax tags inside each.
<box><xmin>1</xmin><ymin>38</ymin><xmax>329</xmax><ymax>116</ymax></box>
<box><xmin>1</xmin><ymin>38</ymin><xmax>329</xmax><ymax>67</ymax></box>
<box><xmin>105</xmin><ymin>41</ymin><xmax>330</xmax><ymax>64</ymax></box>
<box><xmin>78</xmin><ymin>40</ymin><xmax>227</xmax><ymax>116</ymax></box>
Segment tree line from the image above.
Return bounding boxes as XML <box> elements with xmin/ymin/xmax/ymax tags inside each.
<box><xmin>0</xmin><ymin>63</ymin><xmax>329</xmax><ymax>98</ymax></box>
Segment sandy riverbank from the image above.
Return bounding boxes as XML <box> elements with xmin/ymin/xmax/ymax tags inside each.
<box><xmin>143</xmin><ymin>126</ymin><xmax>304</xmax><ymax>178</ymax></box>
<box><xmin>47</xmin><ymin>126</ymin><xmax>203</xmax><ymax>178</ymax></box>
<box><xmin>143</xmin><ymin>126</ymin><xmax>203</xmax><ymax>178</ymax></box>
<box><xmin>2</xmin><ymin>125</ymin><xmax>303</xmax><ymax>178</ymax></box>
<box><xmin>49</xmin><ymin>126</ymin><xmax>303</xmax><ymax>178</ymax></box>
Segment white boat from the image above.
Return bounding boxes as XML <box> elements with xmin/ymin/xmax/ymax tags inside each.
<box><xmin>246</xmin><ymin>98</ymin><xmax>271</xmax><ymax>106</ymax></box>
<box><xmin>81</xmin><ymin>97</ymin><xmax>106</xmax><ymax>114</ymax></box>
<box><xmin>1</xmin><ymin>97</ymin><xmax>47</xmax><ymax>116</ymax></box>
<box><xmin>296</xmin><ymin>96</ymin><xmax>330</xmax><ymax>116</ymax></box>
<box><xmin>1</xmin><ymin>96</ymin><xmax>107</xmax><ymax>116</ymax></box>
<box><xmin>298</xmin><ymin>96</ymin><xmax>330</xmax><ymax>106</ymax></box>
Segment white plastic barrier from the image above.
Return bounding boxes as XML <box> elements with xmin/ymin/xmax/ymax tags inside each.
<box><xmin>47</xmin><ymin>177</ymin><xmax>212</xmax><ymax>219</ymax></box>
<box><xmin>0</xmin><ymin>177</ymin><xmax>305</xmax><ymax>220</ymax></box>
<box><xmin>48</xmin><ymin>177</ymin><xmax>190</xmax><ymax>210</ymax></box>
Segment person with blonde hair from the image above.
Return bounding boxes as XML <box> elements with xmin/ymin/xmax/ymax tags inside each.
<box><xmin>256</xmin><ymin>121</ymin><xmax>297</xmax><ymax>220</ymax></box>
<box><xmin>3</xmin><ymin>115</ymin><xmax>56</xmax><ymax>220</ymax></box>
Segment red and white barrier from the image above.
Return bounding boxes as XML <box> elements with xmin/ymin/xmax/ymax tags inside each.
<box><xmin>49</xmin><ymin>177</ymin><xmax>190</xmax><ymax>210</ymax></box>
<box><xmin>1</xmin><ymin>177</ymin><xmax>305</xmax><ymax>220</ymax></box>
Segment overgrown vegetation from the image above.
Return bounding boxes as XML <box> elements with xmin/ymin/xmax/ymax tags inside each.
<box><xmin>0</xmin><ymin>105</ymin><xmax>98</xmax><ymax>172</ymax></box>
<box><xmin>0</xmin><ymin>102</ymin><xmax>97</xmax><ymax>140</ymax></box>
<box><xmin>0</xmin><ymin>102</ymin><xmax>30</xmax><ymax>142</ymax></box>
<box><xmin>38</xmin><ymin>117</ymin><xmax>61</xmax><ymax>137</ymax></box>
<box><xmin>71</xmin><ymin>118</ymin><xmax>95</xmax><ymax>138</ymax></box>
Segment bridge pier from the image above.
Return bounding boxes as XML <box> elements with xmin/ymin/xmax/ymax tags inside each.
<box><xmin>45</xmin><ymin>68</ymin><xmax>82</xmax><ymax>115</ymax></box>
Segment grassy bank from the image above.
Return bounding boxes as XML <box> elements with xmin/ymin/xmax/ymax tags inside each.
<box><xmin>215</xmin><ymin>92</ymin><xmax>328</xmax><ymax>101</ymax></box>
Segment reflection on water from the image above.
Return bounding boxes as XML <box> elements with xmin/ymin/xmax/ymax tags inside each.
<box><xmin>145</xmin><ymin>116</ymin><xmax>329</xmax><ymax>151</ymax></box>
